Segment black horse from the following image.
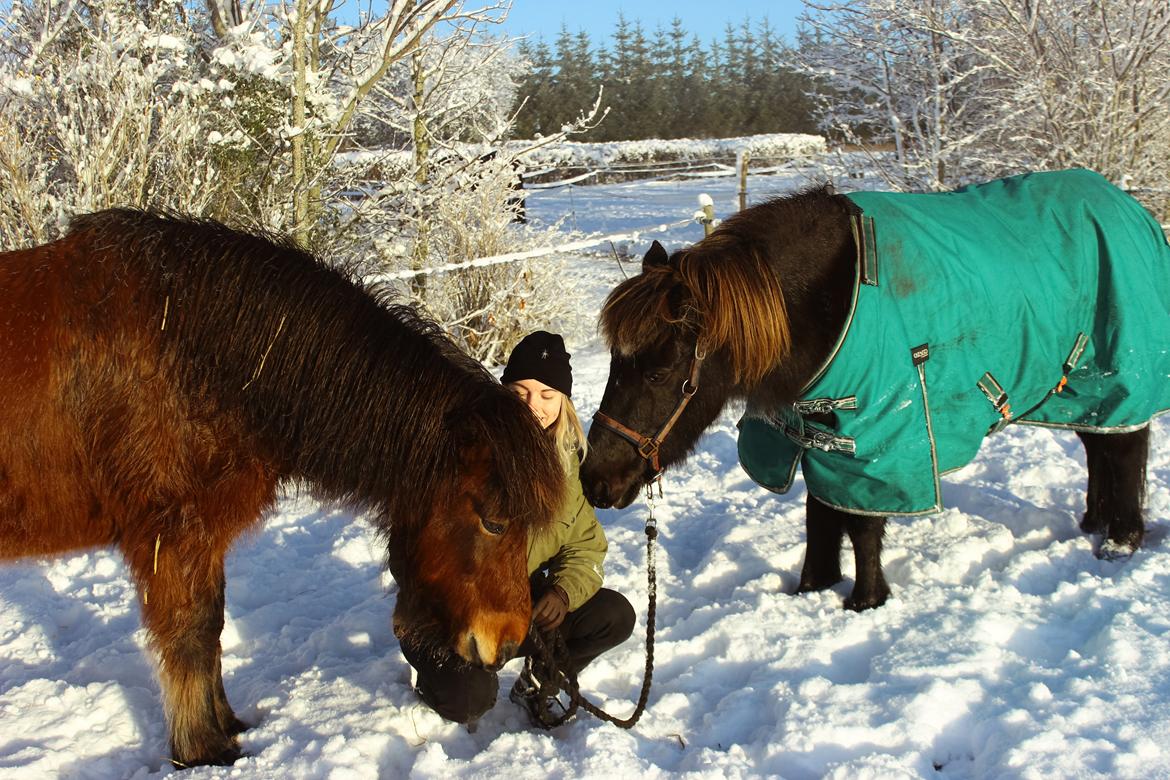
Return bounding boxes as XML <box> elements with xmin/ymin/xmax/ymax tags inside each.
<box><xmin>581</xmin><ymin>170</ymin><xmax>1170</xmax><ymax>610</ymax></box>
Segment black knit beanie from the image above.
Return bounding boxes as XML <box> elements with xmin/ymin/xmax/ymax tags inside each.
<box><xmin>501</xmin><ymin>331</ymin><xmax>573</xmax><ymax>397</ymax></box>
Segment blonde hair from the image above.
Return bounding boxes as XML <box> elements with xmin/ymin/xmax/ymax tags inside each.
<box><xmin>551</xmin><ymin>395</ymin><xmax>588</xmax><ymax>465</ymax></box>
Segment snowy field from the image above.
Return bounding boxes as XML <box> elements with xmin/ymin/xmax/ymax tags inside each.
<box><xmin>3</xmin><ymin>170</ymin><xmax>1170</xmax><ymax>779</ymax></box>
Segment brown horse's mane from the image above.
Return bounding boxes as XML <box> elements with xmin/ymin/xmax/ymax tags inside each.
<box><xmin>65</xmin><ymin>209</ymin><xmax>562</xmax><ymax>535</ymax></box>
<box><xmin>600</xmin><ymin>186</ymin><xmax>839</xmax><ymax>386</ymax></box>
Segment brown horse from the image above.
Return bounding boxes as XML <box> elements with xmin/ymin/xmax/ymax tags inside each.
<box><xmin>0</xmin><ymin>210</ymin><xmax>564</xmax><ymax>767</ymax></box>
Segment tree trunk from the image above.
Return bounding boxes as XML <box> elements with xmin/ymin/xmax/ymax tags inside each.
<box><xmin>410</xmin><ymin>49</ymin><xmax>430</xmax><ymax>302</ymax></box>
<box><xmin>290</xmin><ymin>0</ymin><xmax>309</xmax><ymax>245</ymax></box>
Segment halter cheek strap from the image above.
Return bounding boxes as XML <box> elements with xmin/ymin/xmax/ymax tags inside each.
<box><xmin>592</xmin><ymin>346</ymin><xmax>706</xmax><ymax>475</ymax></box>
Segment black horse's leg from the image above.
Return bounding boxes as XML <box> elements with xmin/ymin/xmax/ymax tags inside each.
<box><xmin>797</xmin><ymin>495</ymin><xmax>845</xmax><ymax>592</ymax></box>
<box><xmin>1079</xmin><ymin>428</ymin><xmax>1106</xmax><ymax>535</ymax></box>
<box><xmin>843</xmin><ymin>512</ymin><xmax>890</xmax><ymax>611</ymax></box>
<box><xmin>1077</xmin><ymin>427</ymin><xmax>1148</xmax><ymax>556</ymax></box>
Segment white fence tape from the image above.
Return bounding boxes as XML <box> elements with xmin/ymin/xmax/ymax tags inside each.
<box><xmin>376</xmin><ymin>217</ymin><xmax>695</xmax><ymax>282</ymax></box>
<box><xmin>522</xmin><ymin>160</ymin><xmax>743</xmax><ymax>190</ymax></box>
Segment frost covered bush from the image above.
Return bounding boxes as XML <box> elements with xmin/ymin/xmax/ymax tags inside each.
<box><xmin>0</xmin><ymin>0</ymin><xmax>582</xmax><ymax>358</ymax></box>
<box><xmin>352</xmin><ymin>142</ymin><xmax>578</xmax><ymax>366</ymax></box>
<box><xmin>423</xmin><ymin>159</ymin><xmax>567</xmax><ymax>366</ymax></box>
<box><xmin>335</xmin><ymin>26</ymin><xmax>606</xmax><ymax>364</ymax></box>
<box><xmin>0</xmin><ymin>0</ymin><xmax>231</xmax><ymax>246</ymax></box>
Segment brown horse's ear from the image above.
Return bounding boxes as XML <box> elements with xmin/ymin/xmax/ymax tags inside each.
<box><xmin>642</xmin><ymin>240</ymin><xmax>669</xmax><ymax>272</ymax></box>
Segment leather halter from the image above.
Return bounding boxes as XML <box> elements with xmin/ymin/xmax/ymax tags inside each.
<box><xmin>592</xmin><ymin>346</ymin><xmax>706</xmax><ymax>475</ymax></box>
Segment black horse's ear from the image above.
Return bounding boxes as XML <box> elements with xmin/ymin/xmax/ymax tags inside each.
<box><xmin>642</xmin><ymin>240</ymin><xmax>669</xmax><ymax>272</ymax></box>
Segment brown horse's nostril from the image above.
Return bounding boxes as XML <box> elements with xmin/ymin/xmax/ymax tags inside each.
<box><xmin>467</xmin><ymin>634</ymin><xmax>483</xmax><ymax>667</ymax></box>
<box><xmin>497</xmin><ymin>639</ymin><xmax>519</xmax><ymax>665</ymax></box>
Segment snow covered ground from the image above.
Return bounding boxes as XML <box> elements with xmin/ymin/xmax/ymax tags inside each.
<box><xmin>3</xmin><ymin>170</ymin><xmax>1170</xmax><ymax>779</ymax></box>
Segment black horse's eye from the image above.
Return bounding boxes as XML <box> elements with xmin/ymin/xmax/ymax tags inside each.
<box><xmin>480</xmin><ymin>517</ymin><xmax>507</xmax><ymax>536</ymax></box>
<box><xmin>645</xmin><ymin>369</ymin><xmax>670</xmax><ymax>385</ymax></box>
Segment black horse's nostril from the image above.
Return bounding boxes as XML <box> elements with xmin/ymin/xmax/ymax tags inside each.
<box><xmin>585</xmin><ymin>478</ymin><xmax>614</xmax><ymax>508</ymax></box>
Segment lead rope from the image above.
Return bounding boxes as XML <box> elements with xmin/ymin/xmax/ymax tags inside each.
<box><xmin>528</xmin><ymin>477</ymin><xmax>661</xmax><ymax>730</ymax></box>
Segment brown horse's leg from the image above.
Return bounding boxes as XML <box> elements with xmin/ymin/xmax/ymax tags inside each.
<box><xmin>1077</xmin><ymin>427</ymin><xmax>1148</xmax><ymax>557</ymax></box>
<box><xmin>797</xmin><ymin>494</ymin><xmax>846</xmax><ymax>593</ymax></box>
<box><xmin>125</xmin><ymin>529</ymin><xmax>241</xmax><ymax>767</ymax></box>
<box><xmin>214</xmin><ymin>654</ymin><xmax>248</xmax><ymax>736</ymax></box>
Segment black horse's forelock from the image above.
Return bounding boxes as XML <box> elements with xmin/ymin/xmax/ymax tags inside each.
<box><xmin>66</xmin><ymin>208</ymin><xmax>560</xmax><ymax>534</ymax></box>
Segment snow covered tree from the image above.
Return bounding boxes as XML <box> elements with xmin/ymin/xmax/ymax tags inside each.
<box><xmin>960</xmin><ymin>0</ymin><xmax>1170</xmax><ymax>203</ymax></box>
<box><xmin>799</xmin><ymin>0</ymin><xmax>988</xmax><ymax>190</ymax></box>
<box><xmin>200</xmin><ymin>0</ymin><xmax>497</xmax><ymax>246</ymax></box>
<box><xmin>333</xmin><ymin>21</ymin><xmax>604</xmax><ymax>362</ymax></box>
<box><xmin>799</xmin><ymin>0</ymin><xmax>1170</xmax><ymax>204</ymax></box>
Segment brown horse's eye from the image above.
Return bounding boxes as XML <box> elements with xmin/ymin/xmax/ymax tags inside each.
<box><xmin>645</xmin><ymin>369</ymin><xmax>670</xmax><ymax>385</ymax></box>
<box><xmin>480</xmin><ymin>517</ymin><xmax>507</xmax><ymax>536</ymax></box>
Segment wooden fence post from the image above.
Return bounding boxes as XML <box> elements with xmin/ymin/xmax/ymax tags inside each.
<box><xmin>737</xmin><ymin>150</ymin><xmax>750</xmax><ymax>212</ymax></box>
<box><xmin>697</xmin><ymin>193</ymin><xmax>716</xmax><ymax>236</ymax></box>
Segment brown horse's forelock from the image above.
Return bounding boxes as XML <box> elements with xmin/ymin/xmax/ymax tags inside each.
<box><xmin>600</xmin><ymin>231</ymin><xmax>791</xmax><ymax>387</ymax></box>
<box><xmin>65</xmin><ymin>209</ymin><xmax>559</xmax><ymax>538</ymax></box>
<box><xmin>461</xmin><ymin>388</ymin><xmax>566</xmax><ymax>532</ymax></box>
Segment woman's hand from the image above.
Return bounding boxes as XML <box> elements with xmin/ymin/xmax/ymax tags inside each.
<box><xmin>532</xmin><ymin>584</ymin><xmax>570</xmax><ymax>631</ymax></box>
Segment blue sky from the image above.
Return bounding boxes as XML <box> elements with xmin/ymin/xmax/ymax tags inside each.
<box><xmin>496</xmin><ymin>0</ymin><xmax>805</xmax><ymax>47</ymax></box>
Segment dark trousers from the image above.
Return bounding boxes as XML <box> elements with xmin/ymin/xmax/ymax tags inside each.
<box><xmin>401</xmin><ymin>587</ymin><xmax>635</xmax><ymax>724</ymax></box>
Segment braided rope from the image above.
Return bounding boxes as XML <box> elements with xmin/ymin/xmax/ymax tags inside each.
<box><xmin>528</xmin><ymin>519</ymin><xmax>658</xmax><ymax>730</ymax></box>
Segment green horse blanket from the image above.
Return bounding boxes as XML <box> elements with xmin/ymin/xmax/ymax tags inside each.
<box><xmin>738</xmin><ymin>168</ymin><xmax>1170</xmax><ymax>515</ymax></box>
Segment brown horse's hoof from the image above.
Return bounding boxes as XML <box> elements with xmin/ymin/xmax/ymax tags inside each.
<box><xmin>225</xmin><ymin>714</ymin><xmax>251</xmax><ymax>737</ymax></box>
<box><xmin>170</xmin><ymin>738</ymin><xmax>243</xmax><ymax>769</ymax></box>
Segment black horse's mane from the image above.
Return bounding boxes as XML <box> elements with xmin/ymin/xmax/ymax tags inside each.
<box><xmin>67</xmin><ymin>209</ymin><xmax>559</xmax><ymax>531</ymax></box>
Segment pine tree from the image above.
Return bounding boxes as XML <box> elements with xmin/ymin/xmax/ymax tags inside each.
<box><xmin>514</xmin><ymin>37</ymin><xmax>557</xmax><ymax>137</ymax></box>
<box><xmin>548</xmin><ymin>26</ymin><xmax>598</xmax><ymax>134</ymax></box>
<box><xmin>625</xmin><ymin>19</ymin><xmax>658</xmax><ymax>139</ymax></box>
<box><xmin>597</xmin><ymin>13</ymin><xmax>634</xmax><ymax>141</ymax></box>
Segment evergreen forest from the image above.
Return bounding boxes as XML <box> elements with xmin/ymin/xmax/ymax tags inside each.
<box><xmin>512</xmin><ymin>15</ymin><xmax>818</xmax><ymax>142</ymax></box>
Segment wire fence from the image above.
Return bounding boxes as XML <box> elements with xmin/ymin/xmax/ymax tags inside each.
<box><xmin>375</xmin><ymin>217</ymin><xmax>696</xmax><ymax>283</ymax></box>
<box><xmin>376</xmin><ymin>172</ymin><xmax>1170</xmax><ymax>283</ymax></box>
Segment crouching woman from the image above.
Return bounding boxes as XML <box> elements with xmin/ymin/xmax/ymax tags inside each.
<box><xmin>400</xmin><ymin>331</ymin><xmax>636</xmax><ymax>729</ymax></box>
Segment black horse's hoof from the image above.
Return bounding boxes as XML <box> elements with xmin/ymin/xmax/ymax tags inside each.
<box><xmin>1096</xmin><ymin>538</ymin><xmax>1139</xmax><ymax>561</ymax></box>
<box><xmin>796</xmin><ymin>572</ymin><xmax>843</xmax><ymax>593</ymax></box>
<box><xmin>1079</xmin><ymin>511</ymin><xmax>1106</xmax><ymax>535</ymax></box>
<box><xmin>844</xmin><ymin>586</ymin><xmax>890</xmax><ymax>612</ymax></box>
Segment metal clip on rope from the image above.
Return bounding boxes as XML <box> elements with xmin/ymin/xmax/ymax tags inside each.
<box><xmin>644</xmin><ymin>477</ymin><xmax>660</xmax><ymax>540</ymax></box>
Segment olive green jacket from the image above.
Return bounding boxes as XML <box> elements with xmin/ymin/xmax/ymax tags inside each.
<box><xmin>527</xmin><ymin>455</ymin><xmax>607</xmax><ymax>610</ymax></box>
